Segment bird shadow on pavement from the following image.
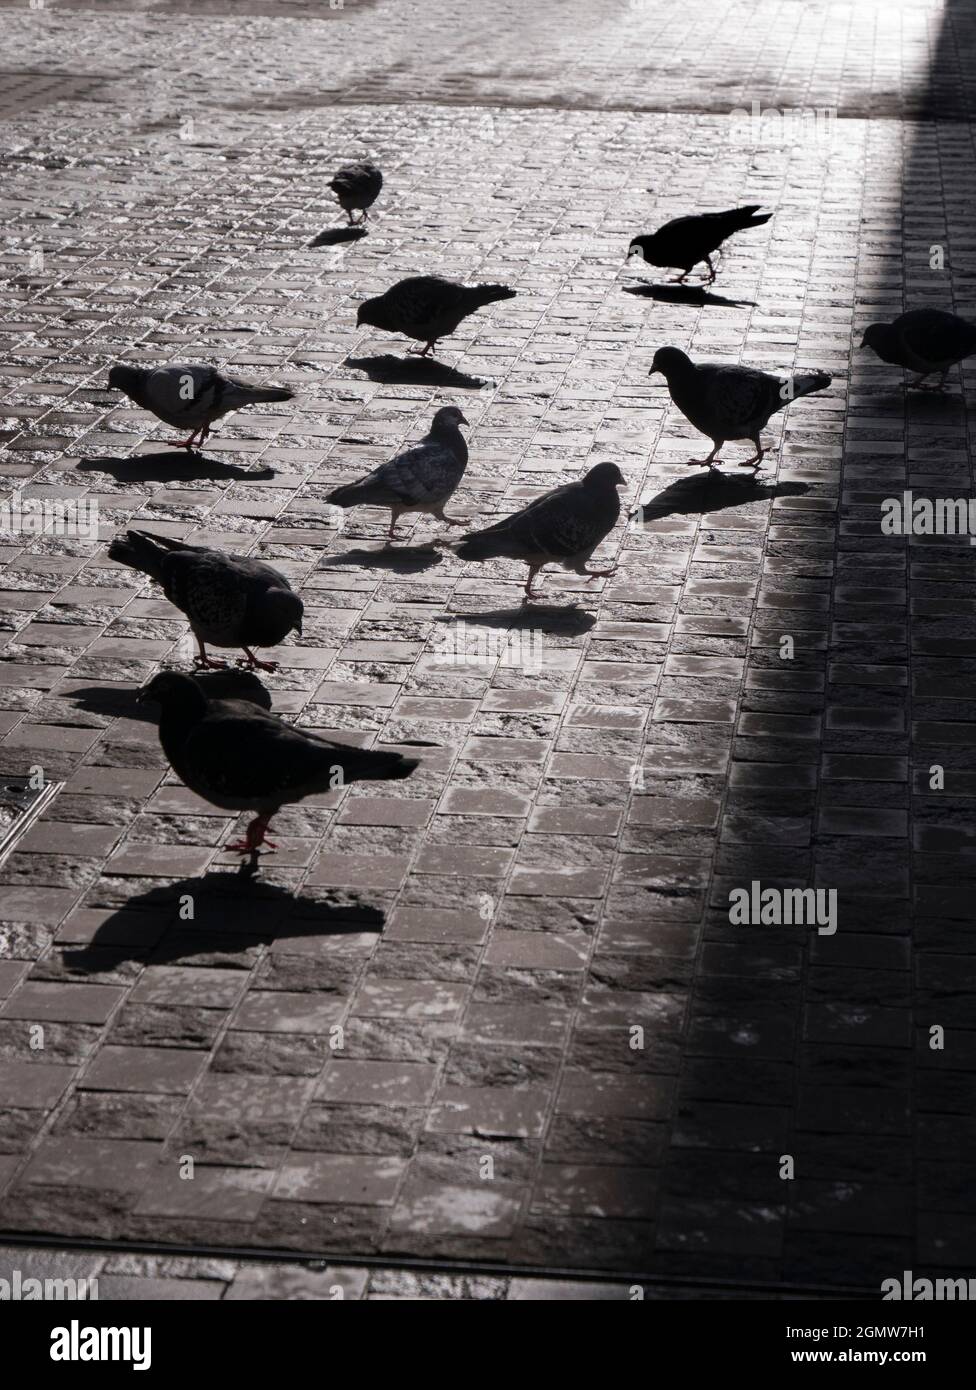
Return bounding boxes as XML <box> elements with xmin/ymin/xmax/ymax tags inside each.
<box><xmin>65</xmin><ymin>670</ymin><xmax>273</xmax><ymax>723</ymax></box>
<box><xmin>437</xmin><ymin>606</ymin><xmax>596</xmax><ymax>636</ymax></box>
<box><xmin>631</xmin><ymin>472</ymin><xmax>809</xmax><ymax>520</ymax></box>
<box><xmin>77</xmin><ymin>451</ymin><xmax>275</xmax><ymax>483</ymax></box>
<box><xmin>61</xmin><ymin>872</ymin><xmax>385</xmax><ymax>973</ymax></box>
<box><xmin>309</xmin><ymin>226</ymin><xmax>369</xmax><ymax>247</ymax></box>
<box><xmin>320</xmin><ymin>545</ymin><xmax>443</xmax><ymax>573</ymax></box>
<box><xmin>622</xmin><ymin>284</ymin><xmax>757</xmax><ymax>309</ymax></box>
<box><xmin>344</xmin><ymin>355</ymin><xmax>488</xmax><ymax>390</ymax></box>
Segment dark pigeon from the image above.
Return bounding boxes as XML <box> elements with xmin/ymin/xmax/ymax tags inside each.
<box><xmin>860</xmin><ymin>309</ymin><xmax>976</xmax><ymax>387</ymax></box>
<box><xmin>629</xmin><ymin>206</ymin><xmax>772</xmax><ymax>283</ymax></box>
<box><xmin>326</xmin><ymin>405</ymin><xmax>469</xmax><ymax>541</ymax></box>
<box><xmin>107</xmin><ymin>362</ymin><xmax>294</xmax><ymax>452</ymax></box>
<box><xmin>448</xmin><ymin>461</ymin><xmax>625</xmax><ymax>601</ymax></box>
<box><xmin>108</xmin><ymin>529</ymin><xmax>303</xmax><ymax>671</ymax></box>
<box><xmin>357</xmin><ymin>275</ymin><xmax>517</xmax><ymax>356</ymax></box>
<box><xmin>329</xmin><ymin>161</ymin><xmax>383</xmax><ymax>224</ymax></box>
<box><xmin>650</xmin><ymin>346</ymin><xmax>831</xmax><ymax>470</ymax></box>
<box><xmin>137</xmin><ymin>671</ymin><xmax>417</xmax><ymax>855</ymax></box>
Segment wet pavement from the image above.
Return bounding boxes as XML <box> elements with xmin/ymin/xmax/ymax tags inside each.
<box><xmin>0</xmin><ymin>0</ymin><xmax>975</xmax><ymax>1299</ymax></box>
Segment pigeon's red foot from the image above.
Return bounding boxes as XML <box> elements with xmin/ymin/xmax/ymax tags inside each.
<box><xmin>584</xmin><ymin>565</ymin><xmax>618</xmax><ymax>581</ymax></box>
<box><xmin>407</xmin><ymin>341</ymin><xmax>436</xmax><ymax>356</ymax></box>
<box><xmin>227</xmin><ymin>814</ymin><xmax>277</xmax><ymax>855</ymax></box>
<box><xmin>194</xmin><ymin>653</ymin><xmax>228</xmax><ymax>670</ymax></box>
<box><xmin>237</xmin><ymin>649</ymin><xmax>278</xmax><ymax>672</ymax></box>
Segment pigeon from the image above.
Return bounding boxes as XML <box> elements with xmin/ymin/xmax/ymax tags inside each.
<box><xmin>107</xmin><ymin>362</ymin><xmax>294</xmax><ymax>452</ymax></box>
<box><xmin>329</xmin><ymin>161</ymin><xmax>383</xmax><ymax>224</ymax></box>
<box><xmin>860</xmin><ymin>309</ymin><xmax>976</xmax><ymax>388</ymax></box>
<box><xmin>357</xmin><ymin>275</ymin><xmax>517</xmax><ymax>356</ymax></box>
<box><xmin>447</xmin><ymin>461</ymin><xmax>625</xmax><ymax>601</ymax></box>
<box><xmin>326</xmin><ymin>405</ymin><xmax>469</xmax><ymax>541</ymax></box>
<box><xmin>108</xmin><ymin>529</ymin><xmax>303</xmax><ymax>672</ymax></box>
<box><xmin>628</xmin><ymin>206</ymin><xmax>772</xmax><ymax>284</ymax></box>
<box><xmin>137</xmin><ymin>671</ymin><xmax>417</xmax><ymax>854</ymax></box>
<box><xmin>650</xmin><ymin>347</ymin><xmax>831</xmax><ymax>470</ymax></box>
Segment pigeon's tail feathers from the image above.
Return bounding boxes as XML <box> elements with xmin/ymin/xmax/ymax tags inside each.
<box><xmin>337</xmin><ymin>747</ymin><xmax>419</xmax><ymax>783</ymax></box>
<box><xmin>325</xmin><ymin>481</ymin><xmax>369</xmax><ymax>508</ymax></box>
<box><xmin>107</xmin><ymin>528</ymin><xmax>179</xmax><ymax>581</ymax></box>
<box><xmin>241</xmin><ymin>385</ymin><xmax>294</xmax><ymax>404</ymax></box>
<box><xmin>790</xmin><ymin>371</ymin><xmax>832</xmax><ymax>399</ymax></box>
<box><xmin>446</xmin><ymin>528</ymin><xmax>512</xmax><ymax>562</ymax></box>
<box><xmin>465</xmin><ymin>283</ymin><xmax>517</xmax><ymax>309</ymax></box>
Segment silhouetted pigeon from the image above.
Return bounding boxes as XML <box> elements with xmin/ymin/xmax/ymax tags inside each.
<box><xmin>448</xmin><ymin>461</ymin><xmax>625</xmax><ymax>601</ymax></box>
<box><xmin>107</xmin><ymin>362</ymin><xmax>294</xmax><ymax>451</ymax></box>
<box><xmin>860</xmin><ymin>309</ymin><xmax>976</xmax><ymax>387</ymax></box>
<box><xmin>357</xmin><ymin>275</ymin><xmax>517</xmax><ymax>356</ymax></box>
<box><xmin>329</xmin><ymin>161</ymin><xmax>383</xmax><ymax>224</ymax></box>
<box><xmin>326</xmin><ymin>405</ymin><xmax>469</xmax><ymax>541</ymax></box>
<box><xmin>138</xmin><ymin>671</ymin><xmax>417</xmax><ymax>854</ymax></box>
<box><xmin>629</xmin><ymin>206</ymin><xmax>772</xmax><ymax>283</ymax></box>
<box><xmin>108</xmin><ymin>529</ymin><xmax>303</xmax><ymax>671</ymax></box>
<box><xmin>650</xmin><ymin>347</ymin><xmax>831</xmax><ymax>469</ymax></box>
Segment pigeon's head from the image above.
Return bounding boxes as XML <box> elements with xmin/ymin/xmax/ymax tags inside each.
<box><xmin>432</xmin><ymin>405</ymin><xmax>469</xmax><ymax>431</ymax></box>
<box><xmin>584</xmin><ymin>461</ymin><xmax>626</xmax><ymax>490</ymax></box>
<box><xmin>252</xmin><ymin>587</ymin><xmax>304</xmax><ymax>645</ymax></box>
<box><xmin>356</xmin><ymin>297</ymin><xmax>380</xmax><ymax>329</ymax></box>
<box><xmin>860</xmin><ymin>323</ymin><xmax>893</xmax><ymax>356</ymax></box>
<box><xmin>108</xmin><ymin>364</ymin><xmax>145</xmax><ymax>396</ymax></box>
<box><xmin>136</xmin><ymin>671</ymin><xmax>205</xmax><ymax>708</ymax></box>
<box><xmin>649</xmin><ymin>346</ymin><xmax>691</xmax><ymax>378</ymax></box>
<box><xmin>627</xmin><ymin>235</ymin><xmax>655</xmax><ymax>260</ymax></box>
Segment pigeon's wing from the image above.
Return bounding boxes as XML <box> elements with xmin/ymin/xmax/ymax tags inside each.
<box><xmin>384</xmin><ymin>277</ymin><xmax>463</xmax><ymax>325</ymax></box>
<box><xmin>698</xmin><ymin>364</ymin><xmax>782</xmax><ymax>433</ymax></box>
<box><xmin>183</xmin><ymin>706</ymin><xmax>338</xmax><ymax>804</ymax></box>
<box><xmin>331</xmin><ymin>163</ymin><xmax>382</xmax><ymax>196</ymax></box>
<box><xmin>489</xmin><ymin>484</ymin><xmax>609</xmax><ymax>559</ymax></box>
<box><xmin>143</xmin><ymin>364</ymin><xmax>223</xmax><ymax>425</ymax></box>
<box><xmin>162</xmin><ymin>552</ymin><xmax>249</xmax><ymax>638</ymax></box>
<box><xmin>901</xmin><ymin>312</ymin><xmax>976</xmax><ymax>366</ymax></box>
<box><xmin>350</xmin><ymin>440</ymin><xmax>464</xmax><ymax>506</ymax></box>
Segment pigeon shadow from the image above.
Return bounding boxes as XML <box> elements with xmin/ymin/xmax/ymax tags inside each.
<box><xmin>622</xmin><ymin>283</ymin><xmax>757</xmax><ymax>309</ymax></box>
<box><xmin>631</xmin><ymin>472</ymin><xmax>809</xmax><ymax>521</ymax></box>
<box><xmin>439</xmin><ymin>606</ymin><xmax>596</xmax><ymax>636</ymax></box>
<box><xmin>61</xmin><ymin>872</ymin><xmax>386</xmax><ymax>973</ymax></box>
<box><xmin>77</xmin><ymin>451</ymin><xmax>275</xmax><ymax>483</ymax></box>
<box><xmin>321</xmin><ymin>544</ymin><xmax>443</xmax><ymax>574</ymax></box>
<box><xmin>344</xmin><ymin>355</ymin><xmax>487</xmax><ymax>390</ymax></box>
<box><xmin>66</xmin><ymin>671</ymin><xmax>273</xmax><ymax>723</ymax></box>
<box><xmin>309</xmin><ymin>226</ymin><xmax>369</xmax><ymax>247</ymax></box>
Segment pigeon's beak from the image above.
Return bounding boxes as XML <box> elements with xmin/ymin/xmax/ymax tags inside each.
<box><xmin>294</xmin><ymin>621</ymin><xmax>303</xmax><ymax>637</ymax></box>
<box><xmin>858</xmin><ymin>334</ymin><xmax>868</xmax><ymax>349</ymax></box>
<box><xmin>648</xmin><ymin>365</ymin><xmax>660</xmax><ymax>375</ymax></box>
<box><xmin>135</xmin><ymin>684</ymin><xmax>150</xmax><ymax>704</ymax></box>
<box><xmin>458</xmin><ymin>413</ymin><xmax>470</xmax><ymax>427</ymax></box>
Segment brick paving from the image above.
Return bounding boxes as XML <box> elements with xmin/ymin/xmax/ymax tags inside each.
<box><xmin>0</xmin><ymin>0</ymin><xmax>975</xmax><ymax>1297</ymax></box>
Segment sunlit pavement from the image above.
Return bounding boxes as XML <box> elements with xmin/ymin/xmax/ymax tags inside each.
<box><xmin>0</xmin><ymin>0</ymin><xmax>974</xmax><ymax>1298</ymax></box>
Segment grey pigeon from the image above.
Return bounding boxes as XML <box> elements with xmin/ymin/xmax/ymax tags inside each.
<box><xmin>860</xmin><ymin>309</ymin><xmax>976</xmax><ymax>388</ymax></box>
<box><xmin>137</xmin><ymin>671</ymin><xmax>417</xmax><ymax>855</ymax></box>
<box><xmin>326</xmin><ymin>405</ymin><xmax>469</xmax><ymax>541</ymax></box>
<box><xmin>107</xmin><ymin>362</ymin><xmax>294</xmax><ymax>452</ymax></box>
<box><xmin>108</xmin><ymin>529</ymin><xmax>303</xmax><ymax>671</ymax></box>
<box><xmin>357</xmin><ymin>275</ymin><xmax>517</xmax><ymax>356</ymax></box>
<box><xmin>629</xmin><ymin>206</ymin><xmax>771</xmax><ymax>283</ymax></box>
<box><xmin>448</xmin><ymin>461</ymin><xmax>625</xmax><ymax>601</ymax></box>
<box><xmin>329</xmin><ymin>161</ymin><xmax>383</xmax><ymax>224</ymax></box>
<box><xmin>650</xmin><ymin>347</ymin><xmax>831</xmax><ymax>470</ymax></box>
